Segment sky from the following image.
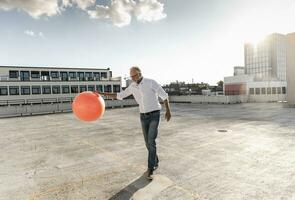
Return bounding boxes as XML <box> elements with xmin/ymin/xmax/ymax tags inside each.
<box><xmin>1</xmin><ymin>0</ymin><xmax>295</xmax><ymax>85</ymax></box>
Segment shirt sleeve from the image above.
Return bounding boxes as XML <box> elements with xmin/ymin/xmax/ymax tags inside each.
<box><xmin>151</xmin><ymin>79</ymin><xmax>169</xmax><ymax>101</ymax></box>
<box><xmin>116</xmin><ymin>85</ymin><xmax>133</xmax><ymax>100</ymax></box>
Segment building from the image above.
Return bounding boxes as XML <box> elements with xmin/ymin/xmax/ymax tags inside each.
<box><xmin>0</xmin><ymin>66</ymin><xmax>122</xmax><ymax>117</ymax></box>
<box><xmin>234</xmin><ymin>66</ymin><xmax>245</xmax><ymax>76</ymax></box>
<box><xmin>244</xmin><ymin>33</ymin><xmax>287</xmax><ymax>81</ymax></box>
<box><xmin>287</xmin><ymin>33</ymin><xmax>295</xmax><ymax>106</ymax></box>
<box><xmin>224</xmin><ymin>33</ymin><xmax>288</xmax><ymax>101</ymax></box>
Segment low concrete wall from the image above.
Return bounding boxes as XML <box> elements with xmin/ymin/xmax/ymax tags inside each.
<box><xmin>0</xmin><ymin>94</ymin><xmax>288</xmax><ymax>118</ymax></box>
<box><xmin>169</xmin><ymin>94</ymin><xmax>286</xmax><ymax>104</ymax></box>
<box><xmin>0</xmin><ymin>99</ymin><xmax>138</xmax><ymax>118</ymax></box>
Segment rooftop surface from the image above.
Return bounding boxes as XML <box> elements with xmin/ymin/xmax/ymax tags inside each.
<box><xmin>1</xmin><ymin>103</ymin><xmax>295</xmax><ymax>200</ymax></box>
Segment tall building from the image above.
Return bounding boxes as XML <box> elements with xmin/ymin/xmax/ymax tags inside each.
<box><xmin>244</xmin><ymin>33</ymin><xmax>287</xmax><ymax>81</ymax></box>
<box><xmin>224</xmin><ymin>33</ymin><xmax>288</xmax><ymax>100</ymax></box>
<box><xmin>287</xmin><ymin>33</ymin><xmax>295</xmax><ymax>106</ymax></box>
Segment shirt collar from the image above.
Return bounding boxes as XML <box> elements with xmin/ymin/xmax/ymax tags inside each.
<box><xmin>136</xmin><ymin>77</ymin><xmax>143</xmax><ymax>85</ymax></box>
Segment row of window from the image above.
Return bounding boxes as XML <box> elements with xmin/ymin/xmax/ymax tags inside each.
<box><xmin>249</xmin><ymin>87</ymin><xmax>286</xmax><ymax>95</ymax></box>
<box><xmin>8</xmin><ymin>70</ymin><xmax>109</xmax><ymax>81</ymax></box>
<box><xmin>0</xmin><ymin>85</ymin><xmax>121</xmax><ymax>96</ymax></box>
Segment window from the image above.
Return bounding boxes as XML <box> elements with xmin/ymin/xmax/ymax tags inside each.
<box><xmin>249</xmin><ymin>88</ymin><xmax>254</xmax><ymax>95</ymax></box>
<box><xmin>77</xmin><ymin>72</ymin><xmax>85</xmax><ymax>81</ymax></box>
<box><xmin>93</xmin><ymin>72</ymin><xmax>100</xmax><ymax>78</ymax></box>
<box><xmin>113</xmin><ymin>85</ymin><xmax>121</xmax><ymax>92</ymax></box>
<box><xmin>60</xmin><ymin>72</ymin><xmax>68</xmax><ymax>81</ymax></box>
<box><xmin>272</xmin><ymin>87</ymin><xmax>276</xmax><ymax>94</ymax></box>
<box><xmin>261</xmin><ymin>88</ymin><xmax>266</xmax><ymax>95</ymax></box>
<box><xmin>20</xmin><ymin>71</ymin><xmax>30</xmax><ymax>81</ymax></box>
<box><xmin>51</xmin><ymin>71</ymin><xmax>59</xmax><ymax>78</ymax></box>
<box><xmin>21</xmin><ymin>86</ymin><xmax>30</xmax><ymax>95</ymax></box>
<box><xmin>277</xmin><ymin>87</ymin><xmax>281</xmax><ymax>94</ymax></box>
<box><xmin>62</xmin><ymin>85</ymin><xmax>70</xmax><ymax>94</ymax></box>
<box><xmin>79</xmin><ymin>85</ymin><xmax>87</xmax><ymax>92</ymax></box>
<box><xmin>32</xmin><ymin>86</ymin><xmax>41</xmax><ymax>94</ymax></box>
<box><xmin>85</xmin><ymin>72</ymin><xmax>93</xmax><ymax>81</ymax></box>
<box><xmin>0</xmin><ymin>86</ymin><xmax>8</xmax><ymax>96</ymax></box>
<box><xmin>69</xmin><ymin>72</ymin><xmax>77</xmax><ymax>78</ymax></box>
<box><xmin>104</xmin><ymin>85</ymin><xmax>112</xmax><ymax>92</ymax></box>
<box><xmin>282</xmin><ymin>87</ymin><xmax>286</xmax><ymax>94</ymax></box>
<box><xmin>9</xmin><ymin>70</ymin><xmax>19</xmax><ymax>78</ymax></box>
<box><xmin>31</xmin><ymin>71</ymin><xmax>40</xmax><ymax>78</ymax></box>
<box><xmin>71</xmin><ymin>85</ymin><xmax>78</xmax><ymax>93</ymax></box>
<box><xmin>87</xmin><ymin>85</ymin><xmax>95</xmax><ymax>91</ymax></box>
<box><xmin>52</xmin><ymin>85</ymin><xmax>61</xmax><ymax>94</ymax></box>
<box><xmin>101</xmin><ymin>72</ymin><xmax>107</xmax><ymax>78</ymax></box>
<box><xmin>9</xmin><ymin>86</ymin><xmax>19</xmax><ymax>95</ymax></box>
<box><xmin>96</xmin><ymin>85</ymin><xmax>103</xmax><ymax>92</ymax></box>
<box><xmin>42</xmin><ymin>86</ymin><xmax>51</xmax><ymax>94</ymax></box>
<box><xmin>255</xmin><ymin>88</ymin><xmax>260</xmax><ymax>95</ymax></box>
<box><xmin>41</xmin><ymin>71</ymin><xmax>50</xmax><ymax>81</ymax></box>
<box><xmin>267</xmin><ymin>87</ymin><xmax>271</xmax><ymax>94</ymax></box>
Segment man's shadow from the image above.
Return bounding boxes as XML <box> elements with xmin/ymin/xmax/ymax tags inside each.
<box><xmin>108</xmin><ymin>173</ymin><xmax>152</xmax><ymax>200</ymax></box>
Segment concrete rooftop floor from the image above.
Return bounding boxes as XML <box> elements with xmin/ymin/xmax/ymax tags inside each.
<box><xmin>1</xmin><ymin>103</ymin><xmax>295</xmax><ymax>200</ymax></box>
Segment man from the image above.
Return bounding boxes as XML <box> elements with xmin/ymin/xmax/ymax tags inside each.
<box><xmin>100</xmin><ymin>66</ymin><xmax>171</xmax><ymax>180</ymax></box>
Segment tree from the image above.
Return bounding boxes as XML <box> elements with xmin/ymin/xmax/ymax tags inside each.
<box><xmin>217</xmin><ymin>80</ymin><xmax>224</xmax><ymax>88</ymax></box>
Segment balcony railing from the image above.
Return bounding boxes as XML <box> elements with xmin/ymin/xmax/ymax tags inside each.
<box><xmin>0</xmin><ymin>76</ymin><xmax>122</xmax><ymax>82</ymax></box>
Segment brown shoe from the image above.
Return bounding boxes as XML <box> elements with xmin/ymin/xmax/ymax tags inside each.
<box><xmin>146</xmin><ymin>168</ymin><xmax>153</xmax><ymax>180</ymax></box>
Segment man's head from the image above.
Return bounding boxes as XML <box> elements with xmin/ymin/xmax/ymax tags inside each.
<box><xmin>130</xmin><ymin>66</ymin><xmax>142</xmax><ymax>82</ymax></box>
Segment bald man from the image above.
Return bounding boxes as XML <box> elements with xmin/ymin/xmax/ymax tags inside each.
<box><xmin>101</xmin><ymin>66</ymin><xmax>171</xmax><ymax>180</ymax></box>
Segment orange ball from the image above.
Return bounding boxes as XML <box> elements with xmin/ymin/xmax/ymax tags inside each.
<box><xmin>72</xmin><ymin>91</ymin><xmax>105</xmax><ymax>122</ymax></box>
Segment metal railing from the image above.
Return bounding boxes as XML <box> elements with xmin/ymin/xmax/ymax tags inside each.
<box><xmin>0</xmin><ymin>76</ymin><xmax>121</xmax><ymax>82</ymax></box>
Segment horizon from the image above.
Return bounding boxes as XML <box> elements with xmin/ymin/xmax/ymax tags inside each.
<box><xmin>1</xmin><ymin>0</ymin><xmax>295</xmax><ymax>85</ymax></box>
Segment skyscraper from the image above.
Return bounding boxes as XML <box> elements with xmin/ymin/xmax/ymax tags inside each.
<box><xmin>244</xmin><ymin>33</ymin><xmax>286</xmax><ymax>81</ymax></box>
<box><xmin>287</xmin><ymin>33</ymin><xmax>295</xmax><ymax>106</ymax></box>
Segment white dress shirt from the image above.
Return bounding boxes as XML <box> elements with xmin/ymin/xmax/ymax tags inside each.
<box><xmin>117</xmin><ymin>77</ymin><xmax>168</xmax><ymax>113</ymax></box>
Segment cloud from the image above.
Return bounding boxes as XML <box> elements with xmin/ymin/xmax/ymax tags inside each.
<box><xmin>0</xmin><ymin>0</ymin><xmax>96</xmax><ymax>18</ymax></box>
<box><xmin>62</xmin><ymin>0</ymin><xmax>96</xmax><ymax>10</ymax></box>
<box><xmin>88</xmin><ymin>0</ymin><xmax>166</xmax><ymax>27</ymax></box>
<box><xmin>24</xmin><ymin>30</ymin><xmax>45</xmax><ymax>38</ymax></box>
<box><xmin>38</xmin><ymin>32</ymin><xmax>45</xmax><ymax>38</ymax></box>
<box><xmin>24</xmin><ymin>30</ymin><xmax>35</xmax><ymax>36</ymax></box>
<box><xmin>88</xmin><ymin>0</ymin><xmax>135</xmax><ymax>27</ymax></box>
<box><xmin>0</xmin><ymin>0</ymin><xmax>61</xmax><ymax>18</ymax></box>
<box><xmin>134</xmin><ymin>0</ymin><xmax>166</xmax><ymax>22</ymax></box>
<box><xmin>0</xmin><ymin>0</ymin><xmax>166</xmax><ymax>27</ymax></box>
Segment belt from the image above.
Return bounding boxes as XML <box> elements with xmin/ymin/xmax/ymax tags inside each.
<box><xmin>140</xmin><ymin>110</ymin><xmax>160</xmax><ymax>116</ymax></box>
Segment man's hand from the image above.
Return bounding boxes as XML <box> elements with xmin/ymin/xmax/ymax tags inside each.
<box><xmin>97</xmin><ymin>92</ymin><xmax>117</xmax><ymax>99</ymax></box>
<box><xmin>165</xmin><ymin>111</ymin><xmax>171</xmax><ymax>122</ymax></box>
<box><xmin>163</xmin><ymin>99</ymin><xmax>171</xmax><ymax>122</ymax></box>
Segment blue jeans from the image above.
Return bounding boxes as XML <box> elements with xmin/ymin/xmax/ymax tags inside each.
<box><xmin>140</xmin><ymin>110</ymin><xmax>160</xmax><ymax>170</ymax></box>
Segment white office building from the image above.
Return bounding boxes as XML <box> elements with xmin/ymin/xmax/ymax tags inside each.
<box><xmin>224</xmin><ymin>33</ymin><xmax>288</xmax><ymax>102</ymax></box>
<box><xmin>0</xmin><ymin>66</ymin><xmax>124</xmax><ymax>117</ymax></box>
<box><xmin>244</xmin><ymin>33</ymin><xmax>287</xmax><ymax>81</ymax></box>
<box><xmin>287</xmin><ymin>33</ymin><xmax>295</xmax><ymax>106</ymax></box>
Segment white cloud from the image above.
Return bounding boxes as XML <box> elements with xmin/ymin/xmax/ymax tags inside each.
<box><xmin>38</xmin><ymin>32</ymin><xmax>45</xmax><ymax>38</ymax></box>
<box><xmin>24</xmin><ymin>30</ymin><xmax>45</xmax><ymax>38</ymax></box>
<box><xmin>88</xmin><ymin>0</ymin><xmax>167</xmax><ymax>27</ymax></box>
<box><xmin>134</xmin><ymin>0</ymin><xmax>166</xmax><ymax>22</ymax></box>
<box><xmin>0</xmin><ymin>0</ymin><xmax>61</xmax><ymax>18</ymax></box>
<box><xmin>61</xmin><ymin>0</ymin><xmax>95</xmax><ymax>10</ymax></box>
<box><xmin>88</xmin><ymin>0</ymin><xmax>135</xmax><ymax>27</ymax></box>
<box><xmin>74</xmin><ymin>0</ymin><xmax>95</xmax><ymax>10</ymax></box>
<box><xmin>0</xmin><ymin>0</ymin><xmax>166</xmax><ymax>27</ymax></box>
<box><xmin>24</xmin><ymin>30</ymin><xmax>35</xmax><ymax>37</ymax></box>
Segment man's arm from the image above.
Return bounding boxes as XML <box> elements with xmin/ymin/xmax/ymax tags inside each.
<box><xmin>164</xmin><ymin>99</ymin><xmax>171</xmax><ymax>122</ymax></box>
<box><xmin>151</xmin><ymin>80</ymin><xmax>171</xmax><ymax>122</ymax></box>
<box><xmin>99</xmin><ymin>92</ymin><xmax>117</xmax><ymax>99</ymax></box>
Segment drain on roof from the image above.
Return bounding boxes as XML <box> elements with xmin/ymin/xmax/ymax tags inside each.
<box><xmin>217</xmin><ymin>129</ymin><xmax>228</xmax><ymax>132</ymax></box>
